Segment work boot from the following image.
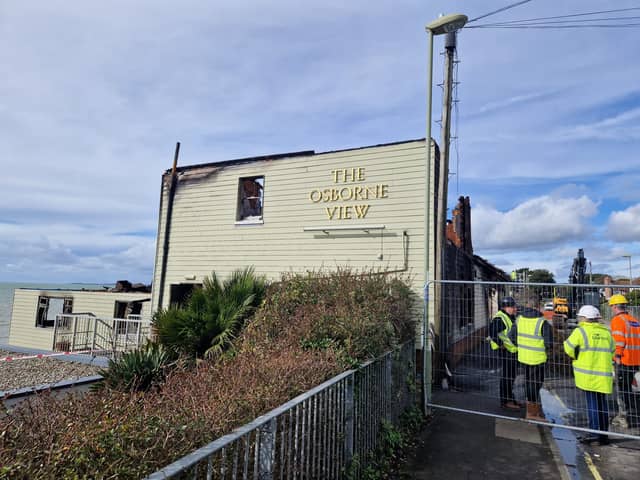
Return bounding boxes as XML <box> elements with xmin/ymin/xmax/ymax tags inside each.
<box><xmin>525</xmin><ymin>402</ymin><xmax>536</xmax><ymax>420</ymax></box>
<box><xmin>527</xmin><ymin>403</ymin><xmax>548</xmax><ymax>422</ymax></box>
<box><xmin>502</xmin><ymin>401</ymin><xmax>520</xmax><ymax>410</ymax></box>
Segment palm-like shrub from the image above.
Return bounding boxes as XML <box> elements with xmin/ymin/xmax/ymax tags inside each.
<box><xmin>97</xmin><ymin>342</ymin><xmax>174</xmax><ymax>392</ymax></box>
<box><xmin>154</xmin><ymin>267</ymin><xmax>267</xmax><ymax>358</ymax></box>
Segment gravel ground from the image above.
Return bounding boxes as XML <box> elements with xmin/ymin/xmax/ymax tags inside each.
<box><xmin>0</xmin><ymin>349</ymin><xmax>102</xmax><ymax>392</ymax></box>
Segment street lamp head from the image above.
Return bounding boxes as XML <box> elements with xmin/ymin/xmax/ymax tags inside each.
<box><xmin>426</xmin><ymin>13</ymin><xmax>468</xmax><ymax>35</ymax></box>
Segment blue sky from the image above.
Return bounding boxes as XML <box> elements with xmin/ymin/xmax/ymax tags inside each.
<box><xmin>1</xmin><ymin>0</ymin><xmax>639</xmax><ymax>283</ymax></box>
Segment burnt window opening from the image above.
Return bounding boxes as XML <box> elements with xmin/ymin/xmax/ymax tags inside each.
<box><xmin>113</xmin><ymin>301</ymin><xmax>146</xmax><ymax>335</ymax></box>
<box><xmin>36</xmin><ymin>296</ymin><xmax>73</xmax><ymax>328</ymax></box>
<box><xmin>169</xmin><ymin>283</ymin><xmax>202</xmax><ymax>308</ymax></box>
<box><xmin>113</xmin><ymin>300</ymin><xmax>144</xmax><ymax>319</ymax></box>
<box><xmin>237</xmin><ymin>176</ymin><xmax>264</xmax><ymax>222</ymax></box>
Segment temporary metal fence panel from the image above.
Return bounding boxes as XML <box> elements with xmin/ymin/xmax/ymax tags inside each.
<box><xmin>427</xmin><ymin>280</ymin><xmax>640</xmax><ymax>441</ymax></box>
<box><xmin>53</xmin><ymin>314</ymin><xmax>151</xmax><ymax>356</ymax></box>
<box><xmin>146</xmin><ymin>340</ymin><xmax>415</xmax><ymax>479</ymax></box>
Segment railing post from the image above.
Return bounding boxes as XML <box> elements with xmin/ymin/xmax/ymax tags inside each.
<box><xmin>71</xmin><ymin>316</ymin><xmax>77</xmax><ymax>352</ymax></box>
<box><xmin>385</xmin><ymin>353</ymin><xmax>393</xmax><ymax>421</ymax></box>
<box><xmin>111</xmin><ymin>319</ymin><xmax>117</xmax><ymax>355</ymax></box>
<box><xmin>52</xmin><ymin>315</ymin><xmax>59</xmax><ymax>350</ymax></box>
<box><xmin>344</xmin><ymin>375</ymin><xmax>354</xmax><ymax>466</ymax></box>
<box><xmin>135</xmin><ymin>321</ymin><xmax>142</xmax><ymax>348</ymax></box>
<box><xmin>258</xmin><ymin>418</ymin><xmax>276</xmax><ymax>479</ymax></box>
<box><xmin>91</xmin><ymin>316</ymin><xmax>98</xmax><ymax>354</ymax></box>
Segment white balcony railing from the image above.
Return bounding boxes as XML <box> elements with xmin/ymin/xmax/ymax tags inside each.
<box><xmin>53</xmin><ymin>314</ymin><xmax>151</xmax><ymax>356</ymax></box>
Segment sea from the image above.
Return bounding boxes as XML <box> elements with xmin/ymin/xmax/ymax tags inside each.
<box><xmin>0</xmin><ymin>282</ymin><xmax>113</xmax><ymax>345</ymax></box>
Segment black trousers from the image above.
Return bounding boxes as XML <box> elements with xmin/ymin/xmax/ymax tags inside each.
<box><xmin>499</xmin><ymin>349</ymin><xmax>517</xmax><ymax>404</ymax></box>
<box><xmin>524</xmin><ymin>363</ymin><xmax>545</xmax><ymax>403</ymax></box>
<box><xmin>617</xmin><ymin>364</ymin><xmax>639</xmax><ymax>424</ymax></box>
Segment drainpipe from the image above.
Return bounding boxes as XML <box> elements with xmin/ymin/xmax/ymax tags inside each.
<box><xmin>156</xmin><ymin>142</ymin><xmax>180</xmax><ymax>310</ymax></box>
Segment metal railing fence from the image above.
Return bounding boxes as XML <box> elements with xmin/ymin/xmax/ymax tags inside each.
<box><xmin>52</xmin><ymin>314</ymin><xmax>151</xmax><ymax>356</ymax></box>
<box><xmin>427</xmin><ymin>280</ymin><xmax>640</xmax><ymax>441</ymax></box>
<box><xmin>147</xmin><ymin>340</ymin><xmax>415</xmax><ymax>479</ymax></box>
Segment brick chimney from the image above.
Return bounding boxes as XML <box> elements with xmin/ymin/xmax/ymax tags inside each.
<box><xmin>447</xmin><ymin>196</ymin><xmax>473</xmax><ymax>255</ymax></box>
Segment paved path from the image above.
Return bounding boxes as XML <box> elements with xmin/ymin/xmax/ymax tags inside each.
<box><xmin>402</xmin><ymin>408</ymin><xmax>570</xmax><ymax>479</ymax></box>
<box><xmin>402</xmin><ymin>405</ymin><xmax>640</xmax><ymax>480</ymax></box>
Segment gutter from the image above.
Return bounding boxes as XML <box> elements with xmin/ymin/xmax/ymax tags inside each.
<box><xmin>156</xmin><ymin>142</ymin><xmax>180</xmax><ymax>310</ymax></box>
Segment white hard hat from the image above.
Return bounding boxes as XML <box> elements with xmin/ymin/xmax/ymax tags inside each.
<box><xmin>577</xmin><ymin>305</ymin><xmax>601</xmax><ymax>320</ymax></box>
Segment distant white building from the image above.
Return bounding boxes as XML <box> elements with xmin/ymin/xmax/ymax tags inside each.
<box><xmin>9</xmin><ymin>286</ymin><xmax>150</xmax><ymax>351</ymax></box>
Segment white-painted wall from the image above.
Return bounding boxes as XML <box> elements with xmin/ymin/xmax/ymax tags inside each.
<box><xmin>9</xmin><ymin>289</ymin><xmax>150</xmax><ymax>350</ymax></box>
<box><xmin>152</xmin><ymin>141</ymin><xmax>435</xmax><ymax>333</ymax></box>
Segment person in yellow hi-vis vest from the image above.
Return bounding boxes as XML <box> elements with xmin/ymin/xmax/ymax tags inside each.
<box><xmin>509</xmin><ymin>299</ymin><xmax>553</xmax><ymax>421</ymax></box>
<box><xmin>564</xmin><ymin>305</ymin><xmax>615</xmax><ymax>446</ymax></box>
<box><xmin>487</xmin><ymin>296</ymin><xmax>519</xmax><ymax>410</ymax></box>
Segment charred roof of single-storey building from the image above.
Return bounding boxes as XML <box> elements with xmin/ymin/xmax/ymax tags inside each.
<box><xmin>164</xmin><ymin>138</ymin><xmax>430</xmax><ymax>176</ymax></box>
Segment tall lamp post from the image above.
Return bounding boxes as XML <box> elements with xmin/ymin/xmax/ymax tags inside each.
<box><xmin>623</xmin><ymin>254</ymin><xmax>633</xmax><ymax>286</ymax></box>
<box><xmin>423</xmin><ymin>13</ymin><xmax>467</xmax><ymax>414</ymax></box>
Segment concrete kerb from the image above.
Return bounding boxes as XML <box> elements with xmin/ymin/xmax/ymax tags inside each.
<box><xmin>1</xmin><ymin>374</ymin><xmax>104</xmax><ymax>401</ymax></box>
<box><xmin>0</xmin><ymin>343</ymin><xmax>110</xmax><ymax>367</ymax></box>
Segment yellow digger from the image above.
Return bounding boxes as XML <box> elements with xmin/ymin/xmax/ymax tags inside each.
<box><xmin>553</xmin><ymin>297</ymin><xmax>569</xmax><ymax>315</ymax></box>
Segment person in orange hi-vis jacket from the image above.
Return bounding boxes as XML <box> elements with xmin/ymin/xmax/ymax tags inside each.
<box><xmin>608</xmin><ymin>294</ymin><xmax>640</xmax><ymax>427</ymax></box>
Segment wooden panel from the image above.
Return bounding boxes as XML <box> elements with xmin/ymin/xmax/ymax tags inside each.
<box><xmin>152</xmin><ymin>141</ymin><xmax>430</xmax><ymax>316</ymax></box>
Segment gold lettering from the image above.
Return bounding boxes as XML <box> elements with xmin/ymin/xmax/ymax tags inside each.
<box><xmin>309</xmin><ymin>190</ymin><xmax>322</xmax><ymax>203</ymax></box>
<box><xmin>322</xmin><ymin>189</ymin><xmax>331</xmax><ymax>202</ymax></box>
<box><xmin>380</xmin><ymin>184</ymin><xmax>389</xmax><ymax>198</ymax></box>
<box><xmin>345</xmin><ymin>169</ymin><xmax>356</xmax><ymax>182</ymax></box>
<box><xmin>331</xmin><ymin>170</ymin><xmax>339</xmax><ymax>183</ymax></box>
<box><xmin>357</xmin><ymin>167</ymin><xmax>365</xmax><ymax>181</ymax></box>
<box><xmin>325</xmin><ymin>206</ymin><xmax>338</xmax><ymax>220</ymax></box>
<box><xmin>331</xmin><ymin>189</ymin><xmax>340</xmax><ymax>202</ymax></box>
<box><xmin>366</xmin><ymin>185</ymin><xmax>377</xmax><ymax>198</ymax></box>
<box><xmin>340</xmin><ymin>187</ymin><xmax>353</xmax><ymax>201</ymax></box>
<box><xmin>355</xmin><ymin>205</ymin><xmax>370</xmax><ymax>219</ymax></box>
<box><xmin>354</xmin><ymin>186</ymin><xmax>364</xmax><ymax>200</ymax></box>
<box><xmin>342</xmin><ymin>206</ymin><xmax>352</xmax><ymax>219</ymax></box>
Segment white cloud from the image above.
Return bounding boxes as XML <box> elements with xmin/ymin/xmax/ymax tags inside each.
<box><xmin>471</xmin><ymin>89</ymin><xmax>561</xmax><ymax>116</ymax></box>
<box><xmin>0</xmin><ymin>222</ymin><xmax>155</xmax><ymax>283</ymax></box>
<box><xmin>2</xmin><ymin>0</ymin><xmax>640</xmax><ymax>284</ymax></box>
<box><xmin>601</xmin><ymin>174</ymin><xmax>640</xmax><ymax>203</ymax></box>
<box><xmin>607</xmin><ymin>204</ymin><xmax>640</xmax><ymax>242</ymax></box>
<box><xmin>472</xmin><ymin>195</ymin><xmax>599</xmax><ymax>250</ymax></box>
<box><xmin>551</xmin><ymin>107</ymin><xmax>640</xmax><ymax>142</ymax></box>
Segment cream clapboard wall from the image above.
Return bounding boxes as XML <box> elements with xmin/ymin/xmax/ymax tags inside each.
<box><xmin>9</xmin><ymin>289</ymin><xmax>150</xmax><ymax>350</ymax></box>
<box><xmin>152</xmin><ymin>140</ymin><xmax>432</xmax><ymax>326</ymax></box>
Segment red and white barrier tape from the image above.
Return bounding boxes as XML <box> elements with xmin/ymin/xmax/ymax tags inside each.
<box><xmin>0</xmin><ymin>350</ymin><xmax>99</xmax><ymax>362</ymax></box>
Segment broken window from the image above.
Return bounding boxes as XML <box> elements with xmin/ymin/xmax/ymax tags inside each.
<box><xmin>36</xmin><ymin>296</ymin><xmax>73</xmax><ymax>328</ymax></box>
<box><xmin>169</xmin><ymin>283</ymin><xmax>202</xmax><ymax>308</ymax></box>
<box><xmin>237</xmin><ymin>176</ymin><xmax>264</xmax><ymax>222</ymax></box>
<box><xmin>113</xmin><ymin>300</ymin><xmax>143</xmax><ymax>319</ymax></box>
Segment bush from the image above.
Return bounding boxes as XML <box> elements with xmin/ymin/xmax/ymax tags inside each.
<box><xmin>0</xmin><ymin>269</ymin><xmax>415</xmax><ymax>478</ymax></box>
<box><xmin>246</xmin><ymin>269</ymin><xmax>416</xmax><ymax>364</ymax></box>
<box><xmin>96</xmin><ymin>342</ymin><xmax>175</xmax><ymax>392</ymax></box>
<box><xmin>154</xmin><ymin>267</ymin><xmax>267</xmax><ymax>358</ymax></box>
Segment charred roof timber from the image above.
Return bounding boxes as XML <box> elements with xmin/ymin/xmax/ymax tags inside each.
<box><xmin>163</xmin><ymin>138</ymin><xmax>426</xmax><ymax>175</ymax></box>
<box><xmin>112</xmin><ymin>280</ymin><xmax>151</xmax><ymax>293</ymax></box>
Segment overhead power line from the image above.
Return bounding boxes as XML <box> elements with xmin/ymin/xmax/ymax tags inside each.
<box><xmin>468</xmin><ymin>0</ymin><xmax>534</xmax><ymax>24</ymax></box>
<box><xmin>475</xmin><ymin>6</ymin><xmax>640</xmax><ymax>25</ymax></box>
<box><xmin>478</xmin><ymin>15</ymin><xmax>640</xmax><ymax>27</ymax></box>
<box><xmin>467</xmin><ymin>5</ymin><xmax>640</xmax><ymax>30</ymax></box>
<box><xmin>469</xmin><ymin>23</ymin><xmax>640</xmax><ymax>29</ymax></box>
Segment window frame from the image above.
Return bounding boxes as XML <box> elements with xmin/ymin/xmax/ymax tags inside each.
<box><xmin>235</xmin><ymin>176</ymin><xmax>265</xmax><ymax>224</ymax></box>
<box><xmin>35</xmin><ymin>295</ymin><xmax>73</xmax><ymax>328</ymax></box>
